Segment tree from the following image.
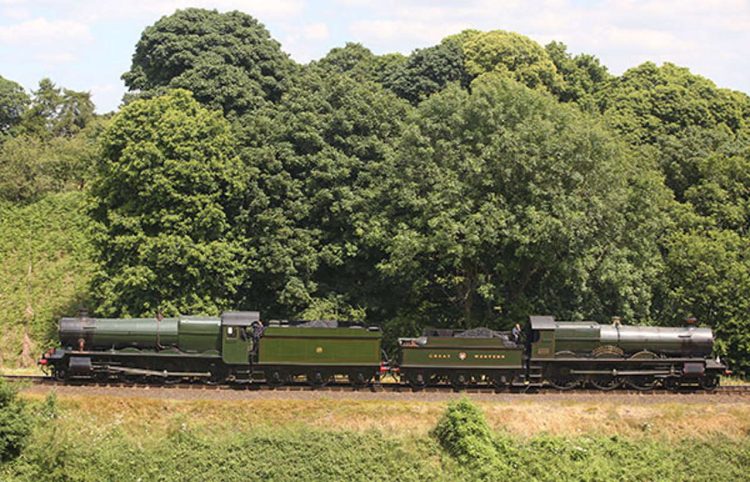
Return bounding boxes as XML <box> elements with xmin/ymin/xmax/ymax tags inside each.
<box><xmin>0</xmin><ymin>75</ymin><xmax>28</xmax><ymax>137</ymax></box>
<box><xmin>382</xmin><ymin>38</ymin><xmax>470</xmax><ymax>104</ymax></box>
<box><xmin>460</xmin><ymin>30</ymin><xmax>564</xmax><ymax>93</ymax></box>
<box><xmin>595</xmin><ymin>62</ymin><xmax>750</xmax><ymax>145</ymax></box>
<box><xmin>122</xmin><ymin>8</ymin><xmax>295</xmax><ymax>118</ymax></box>
<box><xmin>0</xmin><ymin>378</ymin><xmax>30</xmax><ymax>462</ymax></box>
<box><xmin>661</xmin><ymin>227</ymin><xmax>750</xmax><ymax>374</ymax></box>
<box><xmin>0</xmin><ymin>80</ymin><xmax>100</xmax><ymax>203</ymax></box>
<box><xmin>90</xmin><ymin>90</ymin><xmax>247</xmax><ymax>316</ymax></box>
<box><xmin>368</xmin><ymin>75</ymin><xmax>668</xmax><ymax>329</ymax></box>
<box><xmin>235</xmin><ymin>69</ymin><xmax>411</xmax><ymax>317</ymax></box>
<box><xmin>545</xmin><ymin>41</ymin><xmax>610</xmax><ymax>105</ymax></box>
<box><xmin>21</xmin><ymin>78</ymin><xmax>95</xmax><ymax>139</ymax></box>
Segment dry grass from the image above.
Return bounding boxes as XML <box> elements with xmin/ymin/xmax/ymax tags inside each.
<box><xmin>20</xmin><ymin>391</ymin><xmax>750</xmax><ymax>442</ymax></box>
<box><xmin>0</xmin><ymin>366</ymin><xmax>44</xmax><ymax>376</ymax></box>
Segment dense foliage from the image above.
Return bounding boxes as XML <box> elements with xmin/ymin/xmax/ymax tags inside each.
<box><xmin>368</xmin><ymin>76</ymin><xmax>668</xmax><ymax>328</ymax></box>
<box><xmin>1</xmin><ymin>7</ymin><xmax>750</xmax><ymax>373</ymax></box>
<box><xmin>90</xmin><ymin>90</ymin><xmax>246</xmax><ymax>316</ymax></box>
<box><xmin>0</xmin><ymin>379</ymin><xmax>30</xmax><ymax>463</ymax></box>
<box><xmin>122</xmin><ymin>8</ymin><xmax>295</xmax><ymax>117</ymax></box>
<box><xmin>0</xmin><ymin>192</ymin><xmax>95</xmax><ymax>366</ymax></box>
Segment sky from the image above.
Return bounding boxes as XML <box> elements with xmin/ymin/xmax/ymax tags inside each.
<box><xmin>0</xmin><ymin>0</ymin><xmax>748</xmax><ymax>113</ymax></box>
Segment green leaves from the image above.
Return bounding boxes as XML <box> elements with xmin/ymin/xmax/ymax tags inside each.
<box><xmin>0</xmin><ymin>75</ymin><xmax>28</xmax><ymax>136</ymax></box>
<box><xmin>122</xmin><ymin>8</ymin><xmax>295</xmax><ymax>118</ymax></box>
<box><xmin>369</xmin><ymin>76</ymin><xmax>668</xmax><ymax>328</ymax></box>
<box><xmin>90</xmin><ymin>90</ymin><xmax>247</xmax><ymax>316</ymax></box>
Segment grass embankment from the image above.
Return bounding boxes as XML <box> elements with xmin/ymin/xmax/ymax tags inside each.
<box><xmin>2</xmin><ymin>391</ymin><xmax>749</xmax><ymax>481</ymax></box>
<box><xmin>0</xmin><ymin>192</ymin><xmax>94</xmax><ymax>368</ymax></box>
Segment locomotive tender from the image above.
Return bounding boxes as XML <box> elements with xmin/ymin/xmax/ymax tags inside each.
<box><xmin>39</xmin><ymin>312</ymin><xmax>726</xmax><ymax>390</ymax></box>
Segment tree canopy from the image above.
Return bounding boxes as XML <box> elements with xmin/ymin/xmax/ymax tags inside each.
<box><xmin>367</xmin><ymin>75</ymin><xmax>668</xmax><ymax>328</ymax></box>
<box><xmin>90</xmin><ymin>90</ymin><xmax>247</xmax><ymax>316</ymax></box>
<box><xmin>122</xmin><ymin>8</ymin><xmax>295</xmax><ymax>117</ymax></box>
<box><xmin>460</xmin><ymin>30</ymin><xmax>564</xmax><ymax>93</ymax></box>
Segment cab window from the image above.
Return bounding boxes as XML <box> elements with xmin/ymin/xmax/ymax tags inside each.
<box><xmin>226</xmin><ymin>326</ymin><xmax>237</xmax><ymax>338</ymax></box>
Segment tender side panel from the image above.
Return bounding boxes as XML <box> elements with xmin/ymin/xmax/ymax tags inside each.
<box><xmin>400</xmin><ymin>339</ymin><xmax>523</xmax><ymax>369</ymax></box>
<box><xmin>258</xmin><ymin>327</ymin><xmax>381</xmax><ymax>366</ymax></box>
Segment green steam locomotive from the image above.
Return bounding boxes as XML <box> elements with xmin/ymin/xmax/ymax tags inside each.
<box><xmin>39</xmin><ymin>312</ymin><xmax>726</xmax><ymax>390</ymax></box>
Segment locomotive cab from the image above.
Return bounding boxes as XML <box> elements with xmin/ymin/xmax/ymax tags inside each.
<box><xmin>220</xmin><ymin>311</ymin><xmax>259</xmax><ymax>365</ymax></box>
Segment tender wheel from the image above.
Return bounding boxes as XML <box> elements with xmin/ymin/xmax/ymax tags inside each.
<box><xmin>491</xmin><ymin>374</ymin><xmax>509</xmax><ymax>390</ymax></box>
<box><xmin>450</xmin><ymin>373</ymin><xmax>469</xmax><ymax>391</ymax></box>
<box><xmin>307</xmin><ymin>371</ymin><xmax>332</xmax><ymax>388</ymax></box>
<box><xmin>589</xmin><ymin>376</ymin><xmax>621</xmax><ymax>391</ymax></box>
<box><xmin>406</xmin><ymin>371</ymin><xmax>426</xmax><ymax>390</ymax></box>
<box><xmin>699</xmin><ymin>376</ymin><xmax>719</xmax><ymax>391</ymax></box>
<box><xmin>267</xmin><ymin>370</ymin><xmax>286</xmax><ymax>388</ymax></box>
<box><xmin>348</xmin><ymin>371</ymin><xmax>370</xmax><ymax>389</ymax></box>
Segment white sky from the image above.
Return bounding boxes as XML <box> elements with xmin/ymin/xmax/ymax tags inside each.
<box><xmin>1</xmin><ymin>0</ymin><xmax>748</xmax><ymax>112</ymax></box>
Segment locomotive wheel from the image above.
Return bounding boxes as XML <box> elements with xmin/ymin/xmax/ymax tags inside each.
<box><xmin>92</xmin><ymin>370</ymin><xmax>107</xmax><ymax>383</ymax></box>
<box><xmin>547</xmin><ymin>377</ymin><xmax>580</xmax><ymax>391</ymax></box>
<box><xmin>625</xmin><ymin>376</ymin><xmax>658</xmax><ymax>391</ymax></box>
<box><xmin>406</xmin><ymin>371</ymin><xmax>427</xmax><ymax>390</ymax></box>
<box><xmin>699</xmin><ymin>376</ymin><xmax>719</xmax><ymax>391</ymax></box>
<box><xmin>589</xmin><ymin>376</ymin><xmax>621</xmax><ymax>391</ymax></box>
<box><xmin>662</xmin><ymin>378</ymin><xmax>681</xmax><ymax>392</ymax></box>
<box><xmin>54</xmin><ymin>367</ymin><xmax>68</xmax><ymax>381</ymax></box>
<box><xmin>127</xmin><ymin>375</ymin><xmax>148</xmax><ymax>385</ymax></box>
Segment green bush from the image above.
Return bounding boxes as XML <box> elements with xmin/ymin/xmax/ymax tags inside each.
<box><xmin>0</xmin><ymin>379</ymin><xmax>31</xmax><ymax>463</ymax></box>
<box><xmin>432</xmin><ymin>398</ymin><xmax>514</xmax><ymax>480</ymax></box>
<box><xmin>432</xmin><ymin>401</ymin><xmax>750</xmax><ymax>482</ymax></box>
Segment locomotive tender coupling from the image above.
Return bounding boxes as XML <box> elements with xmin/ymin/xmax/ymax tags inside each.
<box><xmin>39</xmin><ymin>312</ymin><xmax>727</xmax><ymax>391</ymax></box>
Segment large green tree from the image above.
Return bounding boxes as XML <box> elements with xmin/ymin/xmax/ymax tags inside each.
<box><xmin>90</xmin><ymin>90</ymin><xmax>247</xmax><ymax>316</ymax></box>
<box><xmin>596</xmin><ymin>62</ymin><xmax>749</xmax><ymax>145</ymax></box>
<box><xmin>595</xmin><ymin>61</ymin><xmax>750</xmax><ymax>373</ymax></box>
<box><xmin>368</xmin><ymin>75</ymin><xmax>669</xmax><ymax>330</ymax></box>
<box><xmin>122</xmin><ymin>8</ymin><xmax>295</xmax><ymax>117</ymax></box>
<box><xmin>460</xmin><ymin>30</ymin><xmax>564</xmax><ymax>93</ymax></box>
<box><xmin>20</xmin><ymin>78</ymin><xmax>95</xmax><ymax>139</ymax></box>
<box><xmin>236</xmin><ymin>69</ymin><xmax>411</xmax><ymax>317</ymax></box>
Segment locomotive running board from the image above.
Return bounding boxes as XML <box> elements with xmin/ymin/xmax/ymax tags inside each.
<box><xmin>570</xmin><ymin>369</ymin><xmax>672</xmax><ymax>376</ymax></box>
<box><xmin>105</xmin><ymin>366</ymin><xmax>211</xmax><ymax>378</ymax></box>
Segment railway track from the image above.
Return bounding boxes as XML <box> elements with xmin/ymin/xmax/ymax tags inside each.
<box><xmin>4</xmin><ymin>374</ymin><xmax>750</xmax><ymax>395</ymax></box>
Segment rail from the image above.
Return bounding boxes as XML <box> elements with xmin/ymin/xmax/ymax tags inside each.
<box><xmin>4</xmin><ymin>374</ymin><xmax>750</xmax><ymax>395</ymax></box>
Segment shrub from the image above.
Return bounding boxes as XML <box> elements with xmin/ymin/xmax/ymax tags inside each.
<box><xmin>0</xmin><ymin>379</ymin><xmax>31</xmax><ymax>463</ymax></box>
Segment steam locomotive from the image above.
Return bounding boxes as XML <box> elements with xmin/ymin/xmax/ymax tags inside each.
<box><xmin>39</xmin><ymin>312</ymin><xmax>726</xmax><ymax>391</ymax></box>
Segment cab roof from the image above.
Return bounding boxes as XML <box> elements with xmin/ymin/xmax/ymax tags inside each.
<box><xmin>529</xmin><ymin>315</ymin><xmax>556</xmax><ymax>330</ymax></box>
